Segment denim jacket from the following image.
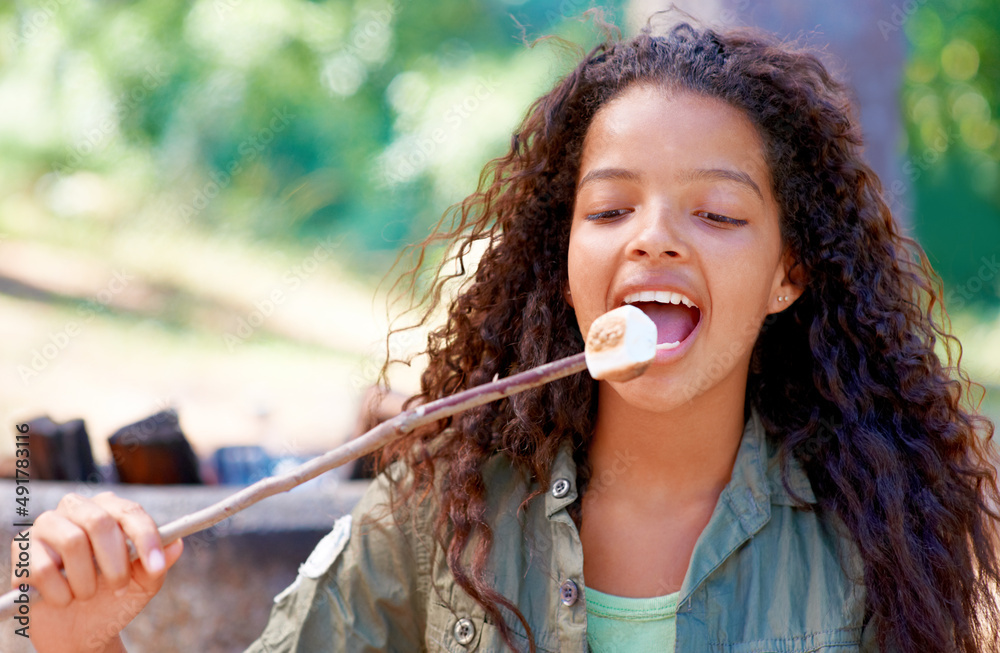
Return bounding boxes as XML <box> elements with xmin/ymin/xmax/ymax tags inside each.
<box><xmin>247</xmin><ymin>410</ymin><xmax>875</xmax><ymax>652</ymax></box>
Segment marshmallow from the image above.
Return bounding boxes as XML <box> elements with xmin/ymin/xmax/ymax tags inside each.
<box><xmin>584</xmin><ymin>305</ymin><xmax>658</xmax><ymax>382</ymax></box>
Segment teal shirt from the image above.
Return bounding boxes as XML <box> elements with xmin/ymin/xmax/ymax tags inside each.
<box><xmin>586</xmin><ymin>585</ymin><xmax>679</xmax><ymax>652</ymax></box>
<box><xmin>249</xmin><ymin>409</ymin><xmax>878</xmax><ymax>651</ymax></box>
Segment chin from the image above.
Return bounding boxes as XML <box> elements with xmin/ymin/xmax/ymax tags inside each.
<box><xmin>603</xmin><ymin>351</ymin><xmax>749</xmax><ymax>414</ymax></box>
<box><xmin>602</xmin><ymin>376</ymin><xmax>696</xmax><ymax>414</ymax></box>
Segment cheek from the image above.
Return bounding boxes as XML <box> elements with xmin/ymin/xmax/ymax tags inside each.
<box><xmin>569</xmin><ymin>235</ymin><xmax>611</xmax><ymax>274</ymax></box>
<box><xmin>717</xmin><ymin>260</ymin><xmax>768</xmax><ymax>306</ymax></box>
<box><xmin>566</xmin><ymin>227</ymin><xmax>612</xmax><ymax>321</ymax></box>
<box><xmin>566</xmin><ymin>228</ymin><xmax>591</xmax><ymax>296</ymax></box>
<box><xmin>706</xmin><ymin>251</ymin><xmax>778</xmax><ymax>349</ymax></box>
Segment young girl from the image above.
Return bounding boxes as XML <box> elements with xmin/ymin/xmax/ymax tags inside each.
<box><xmin>17</xmin><ymin>20</ymin><xmax>1000</xmax><ymax>653</ymax></box>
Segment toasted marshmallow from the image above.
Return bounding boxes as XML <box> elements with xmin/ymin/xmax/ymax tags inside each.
<box><xmin>584</xmin><ymin>305</ymin><xmax>657</xmax><ymax>382</ymax></box>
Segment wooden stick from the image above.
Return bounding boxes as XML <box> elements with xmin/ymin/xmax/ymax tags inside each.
<box><xmin>0</xmin><ymin>351</ymin><xmax>588</xmax><ymax>621</ymax></box>
<box><xmin>158</xmin><ymin>351</ymin><xmax>588</xmax><ymax>544</ymax></box>
<box><xmin>0</xmin><ymin>304</ymin><xmax>658</xmax><ymax>621</ymax></box>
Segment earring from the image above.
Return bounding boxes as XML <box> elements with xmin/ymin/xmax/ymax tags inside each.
<box><xmin>777</xmin><ymin>295</ymin><xmax>789</xmax><ymax>302</ymax></box>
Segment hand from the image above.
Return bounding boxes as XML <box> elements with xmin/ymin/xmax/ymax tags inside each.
<box><xmin>10</xmin><ymin>492</ymin><xmax>183</xmax><ymax>653</ymax></box>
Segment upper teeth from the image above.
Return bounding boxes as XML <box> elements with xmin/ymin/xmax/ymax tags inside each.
<box><xmin>623</xmin><ymin>290</ymin><xmax>697</xmax><ymax>308</ymax></box>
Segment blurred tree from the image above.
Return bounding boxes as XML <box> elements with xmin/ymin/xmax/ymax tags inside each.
<box><xmin>1</xmin><ymin>0</ymin><xmax>994</xmax><ymax>306</ymax></box>
<box><xmin>0</xmin><ymin>0</ymin><xmax>623</xmax><ymax>278</ymax></box>
<box><xmin>901</xmin><ymin>0</ymin><xmax>1000</xmax><ymax>309</ymax></box>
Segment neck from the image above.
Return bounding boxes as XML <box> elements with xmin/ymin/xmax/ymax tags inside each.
<box><xmin>587</xmin><ymin>374</ymin><xmax>748</xmax><ymax>505</ymax></box>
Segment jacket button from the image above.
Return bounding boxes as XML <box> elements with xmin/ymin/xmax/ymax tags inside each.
<box><xmin>454</xmin><ymin>618</ymin><xmax>476</xmax><ymax>646</ymax></box>
<box><xmin>551</xmin><ymin>478</ymin><xmax>571</xmax><ymax>499</ymax></box>
<box><xmin>560</xmin><ymin>579</ymin><xmax>579</xmax><ymax>606</ymax></box>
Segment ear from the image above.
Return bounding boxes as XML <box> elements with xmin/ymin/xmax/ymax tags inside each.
<box><xmin>563</xmin><ymin>282</ymin><xmax>574</xmax><ymax>308</ymax></box>
<box><xmin>768</xmin><ymin>248</ymin><xmax>806</xmax><ymax>314</ymax></box>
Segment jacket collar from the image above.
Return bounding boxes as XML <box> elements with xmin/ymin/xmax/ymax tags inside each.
<box><xmin>680</xmin><ymin>407</ymin><xmax>817</xmax><ymax>600</ymax></box>
<box><xmin>544</xmin><ymin>407</ymin><xmax>816</xmax><ymax>517</ymax></box>
<box><xmin>541</xmin><ymin>407</ymin><xmax>819</xmax><ymax>601</ymax></box>
<box><xmin>756</xmin><ymin>409</ymin><xmax>817</xmax><ymax>507</ymax></box>
<box><xmin>545</xmin><ymin>441</ymin><xmax>581</xmax><ymax>518</ymax></box>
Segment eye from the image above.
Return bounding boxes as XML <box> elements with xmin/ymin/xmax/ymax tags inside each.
<box><xmin>695</xmin><ymin>211</ymin><xmax>748</xmax><ymax>227</ymax></box>
<box><xmin>585</xmin><ymin>208</ymin><xmax>632</xmax><ymax>221</ymax></box>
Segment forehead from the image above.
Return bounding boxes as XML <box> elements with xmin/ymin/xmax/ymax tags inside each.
<box><xmin>579</xmin><ymin>85</ymin><xmax>772</xmax><ymax>189</ymax></box>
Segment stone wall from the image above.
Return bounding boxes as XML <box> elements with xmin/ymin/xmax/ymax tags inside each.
<box><xmin>0</xmin><ymin>479</ymin><xmax>369</xmax><ymax>652</ymax></box>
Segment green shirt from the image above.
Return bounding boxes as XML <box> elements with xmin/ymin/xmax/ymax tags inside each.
<box><xmin>247</xmin><ymin>410</ymin><xmax>878</xmax><ymax>652</ymax></box>
<box><xmin>585</xmin><ymin>586</ymin><xmax>679</xmax><ymax>652</ymax></box>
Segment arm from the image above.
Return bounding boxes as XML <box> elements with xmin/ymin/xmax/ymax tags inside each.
<box><xmin>246</xmin><ymin>471</ymin><xmax>430</xmax><ymax>652</ymax></box>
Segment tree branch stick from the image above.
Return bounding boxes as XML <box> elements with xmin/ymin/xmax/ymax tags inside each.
<box><xmin>0</xmin><ymin>351</ymin><xmax>587</xmax><ymax>621</ymax></box>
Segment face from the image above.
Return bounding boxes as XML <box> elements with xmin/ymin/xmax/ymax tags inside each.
<box><xmin>566</xmin><ymin>84</ymin><xmax>801</xmax><ymax>412</ymax></box>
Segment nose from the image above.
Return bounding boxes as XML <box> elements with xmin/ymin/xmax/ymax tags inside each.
<box><xmin>627</xmin><ymin>206</ymin><xmax>686</xmax><ymax>260</ymax></box>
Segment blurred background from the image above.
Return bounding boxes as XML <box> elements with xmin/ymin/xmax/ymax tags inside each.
<box><xmin>1</xmin><ymin>0</ymin><xmax>998</xmax><ymax>469</ymax></box>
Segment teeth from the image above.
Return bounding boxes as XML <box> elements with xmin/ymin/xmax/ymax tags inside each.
<box><xmin>623</xmin><ymin>290</ymin><xmax>697</xmax><ymax>309</ymax></box>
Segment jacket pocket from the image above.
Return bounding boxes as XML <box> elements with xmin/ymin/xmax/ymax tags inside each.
<box><xmin>425</xmin><ymin>600</ymin><xmax>489</xmax><ymax>652</ymax></box>
<box><xmin>424</xmin><ymin>600</ymin><xmax>555</xmax><ymax>653</ymax></box>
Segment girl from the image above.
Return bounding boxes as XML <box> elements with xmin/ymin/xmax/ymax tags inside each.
<box><xmin>17</xmin><ymin>19</ymin><xmax>1000</xmax><ymax>653</ymax></box>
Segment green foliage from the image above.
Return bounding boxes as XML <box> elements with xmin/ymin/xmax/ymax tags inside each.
<box><xmin>2</xmin><ymin>0</ymin><xmax>994</xmax><ymax>306</ymax></box>
<box><xmin>0</xmin><ymin>0</ymin><xmax>621</xmax><ymax>278</ymax></box>
<box><xmin>902</xmin><ymin>0</ymin><xmax>1000</xmax><ymax>308</ymax></box>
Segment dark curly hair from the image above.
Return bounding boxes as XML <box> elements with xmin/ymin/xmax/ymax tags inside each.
<box><xmin>374</xmin><ymin>18</ymin><xmax>1000</xmax><ymax>653</ymax></box>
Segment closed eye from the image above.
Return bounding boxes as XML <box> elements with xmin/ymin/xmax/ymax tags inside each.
<box><xmin>696</xmin><ymin>211</ymin><xmax>748</xmax><ymax>227</ymax></box>
<box><xmin>585</xmin><ymin>208</ymin><xmax>632</xmax><ymax>221</ymax></box>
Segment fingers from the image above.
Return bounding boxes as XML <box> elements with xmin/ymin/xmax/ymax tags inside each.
<box><xmin>130</xmin><ymin>538</ymin><xmax>183</xmax><ymax>595</ymax></box>
<box><xmin>23</xmin><ymin>512</ymin><xmax>74</xmax><ymax>607</ymax></box>
<box><xmin>17</xmin><ymin>492</ymin><xmax>172</xmax><ymax>606</ymax></box>
<box><xmin>90</xmin><ymin>493</ymin><xmax>164</xmax><ymax>576</ymax></box>
<box><xmin>58</xmin><ymin>494</ymin><xmax>130</xmax><ymax>594</ymax></box>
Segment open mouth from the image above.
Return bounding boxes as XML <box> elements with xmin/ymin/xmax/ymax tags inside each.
<box><xmin>623</xmin><ymin>291</ymin><xmax>702</xmax><ymax>350</ymax></box>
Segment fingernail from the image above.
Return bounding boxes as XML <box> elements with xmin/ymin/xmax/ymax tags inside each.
<box><xmin>147</xmin><ymin>549</ymin><xmax>165</xmax><ymax>573</ymax></box>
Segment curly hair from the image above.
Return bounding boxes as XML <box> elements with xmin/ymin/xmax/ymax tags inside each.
<box><xmin>374</xmin><ymin>19</ymin><xmax>1000</xmax><ymax>653</ymax></box>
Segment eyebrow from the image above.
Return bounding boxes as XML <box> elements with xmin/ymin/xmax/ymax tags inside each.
<box><xmin>577</xmin><ymin>166</ymin><xmax>765</xmax><ymax>203</ymax></box>
<box><xmin>577</xmin><ymin>167</ymin><xmax>643</xmax><ymax>189</ymax></box>
<box><xmin>682</xmin><ymin>168</ymin><xmax>764</xmax><ymax>201</ymax></box>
